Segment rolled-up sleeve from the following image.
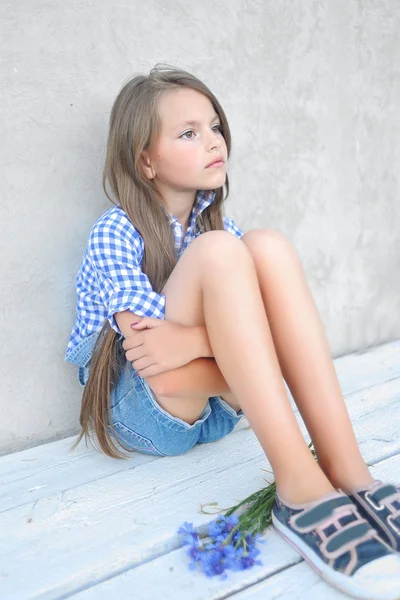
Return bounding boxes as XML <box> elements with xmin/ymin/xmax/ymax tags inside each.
<box><xmin>223</xmin><ymin>216</ymin><xmax>244</xmax><ymax>239</ymax></box>
<box><xmin>88</xmin><ymin>213</ymin><xmax>165</xmax><ymax>335</ymax></box>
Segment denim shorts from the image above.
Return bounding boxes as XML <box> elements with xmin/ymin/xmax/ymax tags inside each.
<box><xmin>66</xmin><ymin>331</ymin><xmax>244</xmax><ymax>457</ymax></box>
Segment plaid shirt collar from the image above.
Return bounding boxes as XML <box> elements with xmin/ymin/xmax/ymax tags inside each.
<box><xmin>165</xmin><ymin>189</ymin><xmax>216</xmax><ymax>227</ymax></box>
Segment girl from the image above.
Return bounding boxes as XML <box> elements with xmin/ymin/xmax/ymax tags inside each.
<box><xmin>65</xmin><ymin>64</ymin><xmax>400</xmax><ymax>598</ymax></box>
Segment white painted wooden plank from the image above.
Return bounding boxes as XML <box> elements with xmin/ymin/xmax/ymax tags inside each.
<box><xmin>1</xmin><ymin>360</ymin><xmax>399</xmax><ymax>515</ymax></box>
<box><xmin>226</xmin><ymin>562</ymin><xmax>349</xmax><ymax>600</ymax></box>
<box><xmin>0</xmin><ymin>431</ymin><xmax>266</xmax><ymax>600</ymax></box>
<box><xmin>0</xmin><ymin>341</ymin><xmax>398</xmax><ymax>513</ymax></box>
<box><xmin>332</xmin><ymin>340</ymin><xmax>400</xmax><ymax>395</ymax></box>
<box><xmin>0</xmin><ymin>380</ymin><xmax>399</xmax><ymax>600</ymax></box>
<box><xmin>69</xmin><ymin>454</ymin><xmax>400</xmax><ymax>600</ymax></box>
<box><xmin>71</xmin><ymin>530</ymin><xmax>302</xmax><ymax>600</ymax></box>
<box><xmin>0</xmin><ymin>435</ymin><xmax>157</xmax><ymax>513</ymax></box>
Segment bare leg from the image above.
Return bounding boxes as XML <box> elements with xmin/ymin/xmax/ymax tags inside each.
<box><xmin>241</xmin><ymin>229</ymin><xmax>374</xmax><ymax>493</ymax></box>
<box><xmin>158</xmin><ymin>230</ymin><xmax>336</xmax><ymax>503</ymax></box>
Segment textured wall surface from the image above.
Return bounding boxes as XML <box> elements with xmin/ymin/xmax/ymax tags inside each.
<box><xmin>1</xmin><ymin>0</ymin><xmax>399</xmax><ymax>455</ymax></box>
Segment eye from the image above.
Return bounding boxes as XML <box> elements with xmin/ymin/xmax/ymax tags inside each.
<box><xmin>179</xmin><ymin>124</ymin><xmax>222</xmax><ymax>140</ymax></box>
<box><xmin>180</xmin><ymin>130</ymin><xmax>195</xmax><ymax>139</ymax></box>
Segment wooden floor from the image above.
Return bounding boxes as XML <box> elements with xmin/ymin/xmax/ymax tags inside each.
<box><xmin>1</xmin><ymin>340</ymin><xmax>400</xmax><ymax>600</ymax></box>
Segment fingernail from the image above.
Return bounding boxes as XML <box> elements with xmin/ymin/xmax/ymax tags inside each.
<box><xmin>130</xmin><ymin>322</ymin><xmax>139</xmax><ymax>327</ymax></box>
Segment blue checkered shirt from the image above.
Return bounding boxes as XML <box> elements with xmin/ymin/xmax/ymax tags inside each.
<box><xmin>65</xmin><ymin>190</ymin><xmax>243</xmax><ymax>359</ymax></box>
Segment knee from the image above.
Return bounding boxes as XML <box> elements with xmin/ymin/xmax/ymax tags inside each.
<box><xmin>192</xmin><ymin>230</ymin><xmax>253</xmax><ymax>269</ymax></box>
<box><xmin>241</xmin><ymin>229</ymin><xmax>296</xmax><ymax>262</ymax></box>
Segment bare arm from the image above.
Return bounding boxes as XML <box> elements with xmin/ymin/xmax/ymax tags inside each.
<box><xmin>152</xmin><ymin>357</ymin><xmax>231</xmax><ymax>398</ymax></box>
<box><xmin>114</xmin><ymin>311</ymin><xmax>230</xmax><ymax>397</ymax></box>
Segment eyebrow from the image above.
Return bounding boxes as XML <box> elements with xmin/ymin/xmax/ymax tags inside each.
<box><xmin>174</xmin><ymin>114</ymin><xmax>220</xmax><ymax>130</ymax></box>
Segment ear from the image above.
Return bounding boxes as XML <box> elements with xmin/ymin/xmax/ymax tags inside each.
<box><xmin>140</xmin><ymin>150</ymin><xmax>156</xmax><ymax>180</ymax></box>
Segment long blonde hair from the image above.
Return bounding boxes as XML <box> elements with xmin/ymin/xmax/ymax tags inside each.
<box><xmin>71</xmin><ymin>63</ymin><xmax>232</xmax><ymax>458</ymax></box>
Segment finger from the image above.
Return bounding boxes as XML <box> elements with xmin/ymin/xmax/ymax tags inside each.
<box><xmin>131</xmin><ymin>317</ymin><xmax>164</xmax><ymax>330</ymax></box>
<box><xmin>125</xmin><ymin>348</ymin><xmax>146</xmax><ymax>363</ymax></box>
<box><xmin>132</xmin><ymin>356</ymin><xmax>154</xmax><ymax>372</ymax></box>
<box><xmin>122</xmin><ymin>337</ymin><xmax>144</xmax><ymax>351</ymax></box>
<box><xmin>136</xmin><ymin>363</ymin><xmax>166</xmax><ymax>378</ymax></box>
<box><xmin>129</xmin><ymin>319</ymin><xmax>148</xmax><ymax>330</ymax></box>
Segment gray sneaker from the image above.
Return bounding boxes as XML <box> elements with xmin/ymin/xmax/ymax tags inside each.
<box><xmin>272</xmin><ymin>489</ymin><xmax>400</xmax><ymax>599</ymax></box>
<box><xmin>348</xmin><ymin>480</ymin><xmax>400</xmax><ymax>555</ymax></box>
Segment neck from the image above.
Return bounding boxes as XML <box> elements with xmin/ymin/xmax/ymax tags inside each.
<box><xmin>159</xmin><ymin>186</ymin><xmax>198</xmax><ymax>228</ymax></box>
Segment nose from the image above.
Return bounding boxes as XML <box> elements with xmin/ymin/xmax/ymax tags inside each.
<box><xmin>206</xmin><ymin>129</ymin><xmax>221</xmax><ymax>151</ymax></box>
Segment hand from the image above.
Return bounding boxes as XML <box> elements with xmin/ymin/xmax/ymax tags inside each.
<box><xmin>122</xmin><ymin>317</ymin><xmax>198</xmax><ymax>378</ymax></box>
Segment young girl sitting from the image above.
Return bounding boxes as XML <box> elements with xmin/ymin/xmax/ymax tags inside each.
<box><xmin>65</xmin><ymin>64</ymin><xmax>400</xmax><ymax>599</ymax></box>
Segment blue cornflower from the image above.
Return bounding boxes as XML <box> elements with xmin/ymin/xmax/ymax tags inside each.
<box><xmin>222</xmin><ymin>514</ymin><xmax>239</xmax><ymax>530</ymax></box>
<box><xmin>208</xmin><ymin>520</ymin><xmax>223</xmax><ymax>538</ymax></box>
<box><xmin>224</xmin><ymin>544</ymin><xmax>263</xmax><ymax>572</ymax></box>
<box><xmin>177</xmin><ymin>521</ymin><xmax>201</xmax><ymax>546</ymax></box>
<box><xmin>177</xmin><ymin>521</ymin><xmax>197</xmax><ymax>536</ymax></box>
<box><xmin>221</xmin><ymin>543</ymin><xmax>237</xmax><ymax>560</ymax></box>
<box><xmin>208</xmin><ymin>515</ymin><xmax>240</xmax><ymax>541</ymax></box>
<box><xmin>177</xmin><ymin>516</ymin><xmax>264</xmax><ymax>578</ymax></box>
<box><xmin>199</xmin><ymin>548</ymin><xmax>227</xmax><ymax>579</ymax></box>
<box><xmin>218</xmin><ymin>515</ymin><xmax>239</xmax><ymax>535</ymax></box>
<box><xmin>186</xmin><ymin>543</ymin><xmax>205</xmax><ymax>570</ymax></box>
<box><xmin>240</xmin><ymin>546</ymin><xmax>263</xmax><ymax>570</ymax></box>
<box><xmin>204</xmin><ymin>541</ymin><xmax>217</xmax><ymax>550</ymax></box>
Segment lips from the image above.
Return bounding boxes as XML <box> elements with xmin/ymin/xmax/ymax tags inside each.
<box><xmin>206</xmin><ymin>157</ymin><xmax>225</xmax><ymax>168</ymax></box>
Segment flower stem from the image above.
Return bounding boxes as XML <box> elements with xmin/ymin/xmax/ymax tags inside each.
<box><xmin>222</xmin><ymin>440</ymin><xmax>317</xmax><ymax>539</ymax></box>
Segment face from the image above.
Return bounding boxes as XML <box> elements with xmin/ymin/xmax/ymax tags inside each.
<box><xmin>142</xmin><ymin>87</ymin><xmax>228</xmax><ymax>193</ymax></box>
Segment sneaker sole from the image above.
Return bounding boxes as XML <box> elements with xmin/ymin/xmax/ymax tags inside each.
<box><xmin>272</xmin><ymin>511</ymin><xmax>400</xmax><ymax>600</ymax></box>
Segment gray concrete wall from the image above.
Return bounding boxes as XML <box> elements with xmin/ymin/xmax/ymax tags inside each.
<box><xmin>1</xmin><ymin>0</ymin><xmax>399</xmax><ymax>456</ymax></box>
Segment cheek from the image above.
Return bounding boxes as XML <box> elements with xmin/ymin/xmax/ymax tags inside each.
<box><xmin>160</xmin><ymin>146</ymin><xmax>198</xmax><ymax>173</ymax></box>
<box><xmin>179</xmin><ymin>147</ymin><xmax>199</xmax><ymax>168</ymax></box>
